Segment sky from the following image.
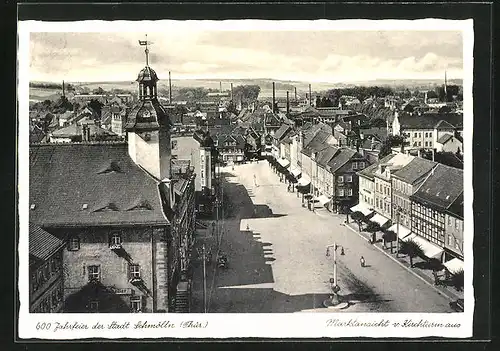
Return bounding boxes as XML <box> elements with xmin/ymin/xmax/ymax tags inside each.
<box><xmin>29</xmin><ymin>26</ymin><xmax>464</xmax><ymax>83</ymax></box>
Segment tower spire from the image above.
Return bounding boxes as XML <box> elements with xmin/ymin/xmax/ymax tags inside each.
<box><xmin>139</xmin><ymin>34</ymin><xmax>152</xmax><ymax>67</ymax></box>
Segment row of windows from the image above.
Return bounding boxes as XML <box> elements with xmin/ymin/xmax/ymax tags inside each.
<box><xmin>413</xmin><ymin>132</ymin><xmax>433</xmax><ymax>138</ymax></box>
<box><xmin>337</xmin><ymin>174</ymin><xmax>353</xmax><ymax>183</ymax></box>
<box><xmin>351</xmin><ymin>161</ymin><xmax>365</xmax><ymax>170</ymax></box>
<box><xmin>447</xmin><ymin>216</ymin><xmax>463</xmax><ymax>230</ymax></box>
<box><xmin>336</xmin><ymin>188</ymin><xmax>353</xmax><ymax>197</ymax></box>
<box><xmin>375</xmin><ymin>182</ymin><xmax>391</xmax><ymax>196</ymax></box>
<box><xmin>32</xmin><ymin>282</ymin><xmax>64</xmax><ymax>313</ymax></box>
<box><xmin>87</xmin><ymin>264</ymin><xmax>141</xmax><ymax>282</ymax></box>
<box><xmin>88</xmin><ymin>296</ymin><xmax>143</xmax><ymax>313</ymax></box>
<box><xmin>447</xmin><ymin>235</ymin><xmax>463</xmax><ymax>251</ymax></box>
<box><xmin>31</xmin><ymin>253</ymin><xmax>63</xmax><ymax>294</ymax></box>
<box><xmin>393</xmin><ymin>179</ymin><xmax>412</xmax><ymax>195</ymax></box>
<box><xmin>375</xmin><ymin>197</ymin><xmax>391</xmax><ymax>214</ymax></box>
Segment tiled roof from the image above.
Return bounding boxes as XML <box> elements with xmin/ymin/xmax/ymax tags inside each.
<box><xmin>392</xmin><ymin>157</ymin><xmax>437</xmax><ymax>184</ymax></box>
<box><xmin>302</xmin><ymin>130</ymin><xmax>334</xmax><ymax>156</ymax></box>
<box><xmin>410</xmin><ymin>163</ymin><xmax>463</xmax><ymax>210</ymax></box>
<box><xmin>359</xmin><ymin>127</ymin><xmax>388</xmax><ymax>142</ymax></box>
<box><xmin>29</xmin><ymin>223</ymin><xmax>64</xmax><ymax>262</ymax></box>
<box><xmin>29</xmin><ymin>143</ymin><xmax>169</xmax><ymax>227</ymax></box>
<box><xmin>327</xmin><ymin>148</ymin><xmax>357</xmax><ymax>173</ymax></box>
<box><xmin>357</xmin><ymin>154</ymin><xmax>395</xmax><ymax>179</ymax></box>
<box><xmin>447</xmin><ymin>192</ymin><xmax>464</xmax><ymax>219</ymax></box>
<box><xmin>273</xmin><ymin>124</ymin><xmax>292</xmax><ymax>141</ymax></box>
<box><xmin>316</xmin><ymin>146</ymin><xmax>339</xmax><ymax>167</ymax></box>
<box><xmin>398</xmin><ymin>112</ymin><xmax>463</xmax><ymax>130</ymax></box>
<box><xmin>437</xmin><ymin>133</ymin><xmax>454</xmax><ymax>144</ymax></box>
<box><xmin>51</xmin><ymin>123</ymin><xmax>118</xmax><ymax>138</ymax></box>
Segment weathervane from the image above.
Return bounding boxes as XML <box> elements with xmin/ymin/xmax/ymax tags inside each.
<box><xmin>138</xmin><ymin>34</ymin><xmax>153</xmax><ymax>66</ymax></box>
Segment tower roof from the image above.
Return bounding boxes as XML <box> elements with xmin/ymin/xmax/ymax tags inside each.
<box><xmin>125</xmin><ymin>99</ymin><xmax>171</xmax><ymax>131</ymax></box>
<box><xmin>137</xmin><ymin>66</ymin><xmax>159</xmax><ymax>82</ymax></box>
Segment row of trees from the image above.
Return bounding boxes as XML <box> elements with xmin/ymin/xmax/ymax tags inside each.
<box><xmin>350</xmin><ymin>211</ymin><xmax>464</xmax><ymax>291</ymax></box>
<box><xmin>324</xmin><ymin>86</ymin><xmax>395</xmax><ymax>105</ymax></box>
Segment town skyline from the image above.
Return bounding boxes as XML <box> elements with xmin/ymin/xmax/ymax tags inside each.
<box><xmin>30</xmin><ymin>27</ymin><xmax>464</xmax><ymax>84</ymax></box>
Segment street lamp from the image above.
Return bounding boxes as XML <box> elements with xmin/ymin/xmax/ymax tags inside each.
<box><xmin>324</xmin><ymin>243</ymin><xmax>348</xmax><ymax>309</ymax></box>
<box><xmin>393</xmin><ymin>204</ymin><xmax>402</xmax><ymax>258</ymax></box>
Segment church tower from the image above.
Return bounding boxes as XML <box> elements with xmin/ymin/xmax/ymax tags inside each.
<box><xmin>126</xmin><ymin>38</ymin><xmax>172</xmax><ymax>180</ymax></box>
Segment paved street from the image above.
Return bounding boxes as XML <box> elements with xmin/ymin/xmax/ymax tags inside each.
<box><xmin>191</xmin><ymin>161</ymin><xmax>454</xmax><ymax>313</ymax></box>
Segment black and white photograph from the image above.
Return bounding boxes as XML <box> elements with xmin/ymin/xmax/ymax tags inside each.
<box><xmin>18</xmin><ymin>18</ymin><xmax>474</xmax><ymax>339</ymax></box>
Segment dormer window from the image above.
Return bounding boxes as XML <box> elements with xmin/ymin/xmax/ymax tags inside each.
<box><xmin>30</xmin><ymin>204</ymin><xmax>36</xmax><ymax>210</ymax></box>
<box><xmin>110</xmin><ymin>232</ymin><xmax>122</xmax><ymax>246</ymax></box>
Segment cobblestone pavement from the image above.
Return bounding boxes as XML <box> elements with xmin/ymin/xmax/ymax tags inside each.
<box><xmin>191</xmin><ymin>161</ymin><xmax>455</xmax><ymax>313</ymax></box>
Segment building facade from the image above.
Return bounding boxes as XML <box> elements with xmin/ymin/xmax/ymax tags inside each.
<box><xmin>29</xmin><ymin>223</ymin><xmax>65</xmax><ymax>313</ymax></box>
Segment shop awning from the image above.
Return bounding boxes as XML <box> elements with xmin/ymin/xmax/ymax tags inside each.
<box><xmin>290</xmin><ymin>167</ymin><xmax>301</xmax><ymax>177</ymax></box>
<box><xmin>297</xmin><ymin>175</ymin><xmax>311</xmax><ymax>187</ymax></box>
<box><xmin>350</xmin><ymin>203</ymin><xmax>374</xmax><ymax>217</ymax></box>
<box><xmin>443</xmin><ymin>258</ymin><xmax>464</xmax><ymax>274</ymax></box>
<box><xmin>370</xmin><ymin>213</ymin><xmax>390</xmax><ymax>227</ymax></box>
<box><xmin>387</xmin><ymin>224</ymin><xmax>412</xmax><ymax>240</ymax></box>
<box><xmin>402</xmin><ymin>234</ymin><xmax>444</xmax><ymax>259</ymax></box>
<box><xmin>277</xmin><ymin>158</ymin><xmax>290</xmax><ymax>168</ymax></box>
<box><xmin>317</xmin><ymin>195</ymin><xmax>331</xmax><ymax>206</ymax></box>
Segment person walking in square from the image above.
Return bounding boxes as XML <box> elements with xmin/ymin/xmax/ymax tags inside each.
<box><xmin>360</xmin><ymin>256</ymin><xmax>365</xmax><ymax>267</ymax></box>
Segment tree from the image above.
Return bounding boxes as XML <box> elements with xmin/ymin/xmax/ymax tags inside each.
<box><xmin>233</xmin><ymin>85</ymin><xmax>261</xmax><ymax>103</ymax></box>
<box><xmin>88</xmin><ymin>99</ymin><xmax>104</xmax><ymax>118</ymax></box>
<box><xmin>93</xmin><ymin>86</ymin><xmax>106</xmax><ymax>95</ymax></box>
<box><xmin>365</xmin><ymin>221</ymin><xmax>381</xmax><ymax>244</ymax></box>
<box><xmin>350</xmin><ymin>211</ymin><xmax>365</xmax><ymax>232</ymax></box>
<box><xmin>379</xmin><ymin>134</ymin><xmax>407</xmax><ymax>158</ymax></box>
<box><xmin>316</xmin><ymin>96</ymin><xmax>322</xmax><ymax>107</ymax></box>
<box><xmin>399</xmin><ymin>239</ymin><xmax>424</xmax><ymax>267</ymax></box>
<box><xmin>382</xmin><ymin>230</ymin><xmax>397</xmax><ymax>252</ymax></box>
<box><xmin>450</xmin><ymin>268</ymin><xmax>464</xmax><ymax>292</ymax></box>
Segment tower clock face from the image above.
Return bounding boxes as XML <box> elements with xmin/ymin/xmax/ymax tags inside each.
<box><xmin>142</xmin><ymin>110</ymin><xmax>151</xmax><ymax>118</ymax></box>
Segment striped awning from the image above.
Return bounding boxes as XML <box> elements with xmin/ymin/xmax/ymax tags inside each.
<box><xmin>297</xmin><ymin>175</ymin><xmax>311</xmax><ymax>187</ymax></box>
<box><xmin>277</xmin><ymin>158</ymin><xmax>290</xmax><ymax>168</ymax></box>
<box><xmin>350</xmin><ymin>203</ymin><xmax>374</xmax><ymax>217</ymax></box>
<box><xmin>387</xmin><ymin>224</ymin><xmax>412</xmax><ymax>240</ymax></box>
<box><xmin>290</xmin><ymin>167</ymin><xmax>301</xmax><ymax>177</ymax></box>
<box><xmin>317</xmin><ymin>195</ymin><xmax>331</xmax><ymax>206</ymax></box>
<box><xmin>370</xmin><ymin>213</ymin><xmax>390</xmax><ymax>227</ymax></box>
<box><xmin>402</xmin><ymin>234</ymin><xmax>444</xmax><ymax>259</ymax></box>
<box><xmin>443</xmin><ymin>258</ymin><xmax>464</xmax><ymax>274</ymax></box>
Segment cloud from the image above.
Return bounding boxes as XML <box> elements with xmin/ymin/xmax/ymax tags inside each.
<box><xmin>28</xmin><ymin>30</ymin><xmax>464</xmax><ymax>83</ymax></box>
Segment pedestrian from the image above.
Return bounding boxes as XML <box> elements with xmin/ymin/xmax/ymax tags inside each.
<box><xmin>360</xmin><ymin>256</ymin><xmax>365</xmax><ymax>267</ymax></box>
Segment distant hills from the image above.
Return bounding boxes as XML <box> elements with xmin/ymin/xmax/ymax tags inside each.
<box><xmin>30</xmin><ymin>77</ymin><xmax>463</xmax><ymax>98</ymax></box>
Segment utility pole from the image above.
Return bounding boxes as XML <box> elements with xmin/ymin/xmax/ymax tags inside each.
<box><xmin>396</xmin><ymin>208</ymin><xmax>400</xmax><ymax>258</ymax></box>
<box><xmin>202</xmin><ymin>244</ymin><xmax>207</xmax><ymax>313</ymax></box>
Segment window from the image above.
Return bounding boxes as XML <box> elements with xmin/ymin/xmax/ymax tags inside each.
<box><xmin>414</xmin><ymin>132</ymin><xmax>417</xmax><ymax>137</ymax></box>
<box><xmin>346</xmin><ymin>174</ymin><xmax>353</xmax><ymax>182</ymax></box>
<box><xmin>352</xmin><ymin>162</ymin><xmax>358</xmax><ymax>170</ymax></box>
<box><xmin>129</xmin><ymin>264</ymin><xmax>141</xmax><ymax>279</ymax></box>
<box><xmin>88</xmin><ymin>265</ymin><xmax>101</xmax><ymax>282</ymax></box>
<box><xmin>424</xmin><ymin>132</ymin><xmax>428</xmax><ymax>138</ymax></box>
<box><xmin>347</xmin><ymin>188</ymin><xmax>353</xmax><ymax>196</ymax></box>
<box><xmin>337</xmin><ymin>189</ymin><xmax>344</xmax><ymax>197</ymax></box>
<box><xmin>455</xmin><ymin>219</ymin><xmax>459</xmax><ymax>230</ymax></box>
<box><xmin>418</xmin><ymin>133</ymin><xmax>422</xmax><ymax>138</ymax></box>
<box><xmin>337</xmin><ymin>176</ymin><xmax>344</xmax><ymax>183</ymax></box>
<box><xmin>110</xmin><ymin>232</ymin><xmax>122</xmax><ymax>246</ymax></box>
<box><xmin>131</xmin><ymin>296</ymin><xmax>142</xmax><ymax>313</ymax></box>
<box><xmin>448</xmin><ymin>235</ymin><xmax>453</xmax><ymax>246</ymax></box>
<box><xmin>68</xmin><ymin>237</ymin><xmax>80</xmax><ymax>251</ymax></box>
<box><xmin>424</xmin><ymin>141</ymin><xmax>428</xmax><ymax>147</ymax></box>
<box><xmin>359</xmin><ymin>162</ymin><xmax>365</xmax><ymax>169</ymax></box>
<box><xmin>448</xmin><ymin>217</ymin><xmax>452</xmax><ymax>226</ymax></box>
<box><xmin>418</xmin><ymin>141</ymin><xmax>422</xmax><ymax>146</ymax></box>
<box><xmin>89</xmin><ymin>301</ymin><xmax>99</xmax><ymax>313</ymax></box>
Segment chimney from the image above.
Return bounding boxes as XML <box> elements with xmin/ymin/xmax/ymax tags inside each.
<box><xmin>309</xmin><ymin>84</ymin><xmax>312</xmax><ymax>106</ymax></box>
<box><xmin>286</xmin><ymin>91</ymin><xmax>290</xmax><ymax>116</ymax></box>
<box><xmin>161</xmin><ymin>178</ymin><xmax>176</xmax><ymax>210</ymax></box>
<box><xmin>62</xmin><ymin>80</ymin><xmax>65</xmax><ymax>98</ymax></box>
<box><xmin>444</xmin><ymin>70</ymin><xmax>448</xmax><ymax>100</ymax></box>
<box><xmin>230</xmin><ymin>83</ymin><xmax>233</xmax><ymax>101</ymax></box>
<box><xmin>220</xmin><ymin>81</ymin><xmax>222</xmax><ymax>93</ymax></box>
<box><xmin>424</xmin><ymin>91</ymin><xmax>428</xmax><ymax>104</ymax></box>
<box><xmin>80</xmin><ymin>124</ymin><xmax>87</xmax><ymax>142</ymax></box>
<box><xmin>294</xmin><ymin>87</ymin><xmax>297</xmax><ymax>101</ymax></box>
<box><xmin>272</xmin><ymin>82</ymin><xmax>276</xmax><ymax>113</ymax></box>
<box><xmin>169</xmin><ymin>71</ymin><xmax>172</xmax><ymax>104</ymax></box>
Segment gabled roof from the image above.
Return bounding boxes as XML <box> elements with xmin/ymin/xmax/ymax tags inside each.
<box><xmin>29</xmin><ymin>143</ymin><xmax>169</xmax><ymax>227</ymax></box>
<box><xmin>437</xmin><ymin>133</ymin><xmax>455</xmax><ymax>144</ymax></box>
<box><xmin>357</xmin><ymin>154</ymin><xmax>395</xmax><ymax>179</ymax></box>
<box><xmin>398</xmin><ymin>112</ymin><xmax>463</xmax><ymax>130</ymax></box>
<box><xmin>273</xmin><ymin>124</ymin><xmax>292</xmax><ymax>141</ymax></box>
<box><xmin>359</xmin><ymin>127</ymin><xmax>388</xmax><ymax>142</ymax></box>
<box><xmin>29</xmin><ymin>223</ymin><xmax>65</xmax><ymax>264</ymax></box>
<box><xmin>51</xmin><ymin>124</ymin><xmax>118</xmax><ymax>138</ymax></box>
<box><xmin>392</xmin><ymin>157</ymin><xmax>437</xmax><ymax>184</ymax></box>
<box><xmin>302</xmin><ymin>130</ymin><xmax>335</xmax><ymax>157</ymax></box>
<box><xmin>410</xmin><ymin>163</ymin><xmax>463</xmax><ymax>210</ymax></box>
<box><xmin>327</xmin><ymin>148</ymin><xmax>358</xmax><ymax>173</ymax></box>
<box><xmin>316</xmin><ymin>146</ymin><xmax>339</xmax><ymax>167</ymax></box>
